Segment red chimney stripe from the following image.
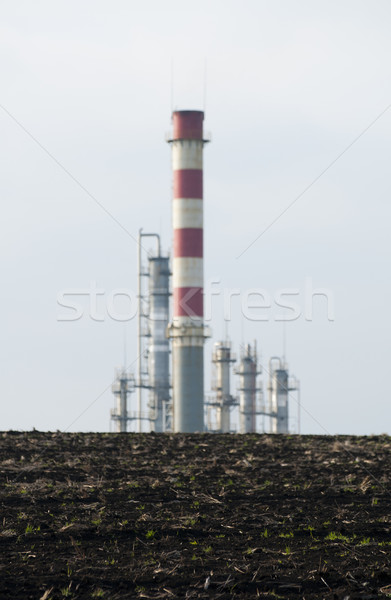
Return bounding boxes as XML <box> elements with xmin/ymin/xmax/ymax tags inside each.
<box><xmin>173</xmin><ymin>287</ymin><xmax>203</xmax><ymax>318</ymax></box>
<box><xmin>173</xmin><ymin>111</ymin><xmax>204</xmax><ymax>140</ymax></box>
<box><xmin>173</xmin><ymin>169</ymin><xmax>203</xmax><ymax>199</ymax></box>
<box><xmin>173</xmin><ymin>228</ymin><xmax>203</xmax><ymax>258</ymax></box>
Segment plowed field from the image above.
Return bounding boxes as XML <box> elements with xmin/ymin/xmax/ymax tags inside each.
<box><xmin>1</xmin><ymin>432</ymin><xmax>390</xmax><ymax>599</ymax></box>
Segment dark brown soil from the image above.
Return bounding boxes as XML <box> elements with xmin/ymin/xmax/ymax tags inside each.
<box><xmin>0</xmin><ymin>432</ymin><xmax>390</xmax><ymax>599</ymax></box>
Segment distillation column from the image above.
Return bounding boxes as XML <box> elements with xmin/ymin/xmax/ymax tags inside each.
<box><xmin>212</xmin><ymin>342</ymin><xmax>236</xmax><ymax>433</ymax></box>
<box><xmin>237</xmin><ymin>344</ymin><xmax>258</xmax><ymax>433</ymax></box>
<box><xmin>110</xmin><ymin>369</ymin><xmax>135</xmax><ymax>432</ymax></box>
<box><xmin>268</xmin><ymin>358</ymin><xmax>289</xmax><ymax>434</ymax></box>
<box><xmin>167</xmin><ymin>110</ymin><xmax>209</xmax><ymax>432</ymax></box>
<box><xmin>148</xmin><ymin>256</ymin><xmax>171</xmax><ymax>432</ymax></box>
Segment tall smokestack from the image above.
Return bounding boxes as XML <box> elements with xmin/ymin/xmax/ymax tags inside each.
<box><xmin>167</xmin><ymin>110</ymin><xmax>208</xmax><ymax>432</ymax></box>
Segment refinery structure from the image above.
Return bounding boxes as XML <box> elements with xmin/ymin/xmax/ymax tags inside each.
<box><xmin>110</xmin><ymin>110</ymin><xmax>300</xmax><ymax>434</ymax></box>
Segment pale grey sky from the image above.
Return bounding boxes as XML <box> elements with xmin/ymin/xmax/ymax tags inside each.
<box><xmin>1</xmin><ymin>0</ymin><xmax>391</xmax><ymax>433</ymax></box>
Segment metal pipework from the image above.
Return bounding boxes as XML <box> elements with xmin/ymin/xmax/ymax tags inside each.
<box><xmin>110</xmin><ymin>369</ymin><xmax>135</xmax><ymax>432</ymax></box>
<box><xmin>236</xmin><ymin>344</ymin><xmax>259</xmax><ymax>433</ymax></box>
<box><xmin>212</xmin><ymin>341</ymin><xmax>236</xmax><ymax>433</ymax></box>
<box><xmin>167</xmin><ymin>110</ymin><xmax>210</xmax><ymax>432</ymax></box>
<box><xmin>268</xmin><ymin>357</ymin><xmax>288</xmax><ymax>434</ymax></box>
<box><xmin>137</xmin><ymin>230</ymin><xmax>161</xmax><ymax>433</ymax></box>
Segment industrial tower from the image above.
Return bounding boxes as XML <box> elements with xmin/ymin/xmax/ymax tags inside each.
<box><xmin>137</xmin><ymin>232</ymin><xmax>171</xmax><ymax>433</ymax></box>
<box><xmin>110</xmin><ymin>369</ymin><xmax>135</xmax><ymax>432</ymax></box>
<box><xmin>167</xmin><ymin>111</ymin><xmax>209</xmax><ymax>432</ymax></box>
<box><xmin>236</xmin><ymin>343</ymin><xmax>262</xmax><ymax>433</ymax></box>
<box><xmin>211</xmin><ymin>341</ymin><xmax>236</xmax><ymax>433</ymax></box>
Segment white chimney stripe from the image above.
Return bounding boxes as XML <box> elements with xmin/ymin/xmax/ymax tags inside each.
<box><xmin>173</xmin><ymin>198</ymin><xmax>203</xmax><ymax>229</ymax></box>
<box><xmin>172</xmin><ymin>257</ymin><xmax>203</xmax><ymax>288</ymax></box>
<box><xmin>172</xmin><ymin>140</ymin><xmax>203</xmax><ymax>170</ymax></box>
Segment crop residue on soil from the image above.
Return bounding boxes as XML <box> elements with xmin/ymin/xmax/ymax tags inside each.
<box><xmin>0</xmin><ymin>432</ymin><xmax>390</xmax><ymax>599</ymax></box>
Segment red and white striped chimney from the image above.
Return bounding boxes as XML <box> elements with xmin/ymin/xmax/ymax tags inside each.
<box><xmin>168</xmin><ymin>110</ymin><xmax>209</xmax><ymax>432</ymax></box>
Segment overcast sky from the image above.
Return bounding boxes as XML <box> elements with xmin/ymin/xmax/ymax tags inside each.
<box><xmin>2</xmin><ymin>0</ymin><xmax>391</xmax><ymax>434</ymax></box>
